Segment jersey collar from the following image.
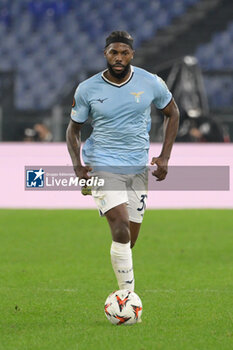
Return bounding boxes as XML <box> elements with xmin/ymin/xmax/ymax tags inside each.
<box><xmin>101</xmin><ymin>66</ymin><xmax>134</xmax><ymax>87</ymax></box>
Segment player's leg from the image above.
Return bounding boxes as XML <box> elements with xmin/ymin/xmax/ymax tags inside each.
<box><xmin>130</xmin><ymin>221</ymin><xmax>141</xmax><ymax>248</ymax></box>
<box><xmin>91</xmin><ymin>172</ymin><xmax>135</xmax><ymax>291</ymax></box>
<box><xmin>105</xmin><ymin>203</ymin><xmax>135</xmax><ymax>291</ymax></box>
<box><xmin>105</xmin><ymin>203</ymin><xmax>130</xmax><ymax>243</ymax></box>
<box><xmin>127</xmin><ymin>170</ymin><xmax>148</xmax><ymax>248</ymax></box>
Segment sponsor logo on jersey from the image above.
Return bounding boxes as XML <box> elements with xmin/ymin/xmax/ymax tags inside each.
<box><xmin>93</xmin><ymin>98</ymin><xmax>108</xmax><ymax>103</ymax></box>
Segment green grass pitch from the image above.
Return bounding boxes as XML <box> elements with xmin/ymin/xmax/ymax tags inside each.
<box><xmin>0</xmin><ymin>209</ymin><xmax>232</xmax><ymax>350</ymax></box>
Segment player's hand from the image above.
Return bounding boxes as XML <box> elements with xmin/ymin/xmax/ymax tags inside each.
<box><xmin>150</xmin><ymin>157</ymin><xmax>168</xmax><ymax>181</ymax></box>
<box><xmin>73</xmin><ymin>165</ymin><xmax>92</xmax><ymax>180</ymax></box>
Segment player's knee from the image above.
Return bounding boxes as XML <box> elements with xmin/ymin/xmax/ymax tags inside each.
<box><xmin>112</xmin><ymin>220</ymin><xmax>130</xmax><ymax>243</ymax></box>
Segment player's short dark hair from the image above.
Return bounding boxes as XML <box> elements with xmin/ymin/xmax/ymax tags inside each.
<box><xmin>105</xmin><ymin>31</ymin><xmax>134</xmax><ymax>49</ymax></box>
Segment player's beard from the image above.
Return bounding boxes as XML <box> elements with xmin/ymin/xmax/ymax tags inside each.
<box><xmin>107</xmin><ymin>62</ymin><xmax>131</xmax><ymax>80</ymax></box>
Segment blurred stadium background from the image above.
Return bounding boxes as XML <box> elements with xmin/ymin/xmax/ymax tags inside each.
<box><xmin>0</xmin><ymin>0</ymin><xmax>233</xmax><ymax>143</ymax></box>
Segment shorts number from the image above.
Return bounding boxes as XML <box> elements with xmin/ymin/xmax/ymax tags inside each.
<box><xmin>137</xmin><ymin>194</ymin><xmax>147</xmax><ymax>212</ymax></box>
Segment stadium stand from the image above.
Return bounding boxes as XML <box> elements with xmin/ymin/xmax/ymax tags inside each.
<box><xmin>195</xmin><ymin>21</ymin><xmax>233</xmax><ymax>108</ymax></box>
<box><xmin>0</xmin><ymin>0</ymin><xmax>200</xmax><ymax>110</ymax></box>
<box><xmin>0</xmin><ymin>0</ymin><xmax>232</xmax><ymax>141</ymax></box>
<box><xmin>131</xmin><ymin>0</ymin><xmax>233</xmax><ymax>140</ymax></box>
<box><xmin>196</xmin><ymin>23</ymin><xmax>233</xmax><ymax>70</ymax></box>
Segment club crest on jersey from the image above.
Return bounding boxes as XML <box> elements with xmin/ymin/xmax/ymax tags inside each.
<box><xmin>130</xmin><ymin>91</ymin><xmax>144</xmax><ymax>103</ymax></box>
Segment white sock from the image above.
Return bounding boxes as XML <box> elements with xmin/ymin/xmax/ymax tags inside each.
<box><xmin>110</xmin><ymin>241</ymin><xmax>135</xmax><ymax>291</ymax></box>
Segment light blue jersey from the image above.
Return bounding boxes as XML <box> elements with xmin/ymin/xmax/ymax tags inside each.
<box><xmin>71</xmin><ymin>66</ymin><xmax>172</xmax><ymax>172</ymax></box>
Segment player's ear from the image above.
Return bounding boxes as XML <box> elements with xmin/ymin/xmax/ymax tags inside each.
<box><xmin>131</xmin><ymin>50</ymin><xmax>135</xmax><ymax>60</ymax></box>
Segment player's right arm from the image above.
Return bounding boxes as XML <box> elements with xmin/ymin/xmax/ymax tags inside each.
<box><xmin>66</xmin><ymin>84</ymin><xmax>92</xmax><ymax>180</ymax></box>
<box><xmin>66</xmin><ymin>120</ymin><xmax>92</xmax><ymax>180</ymax></box>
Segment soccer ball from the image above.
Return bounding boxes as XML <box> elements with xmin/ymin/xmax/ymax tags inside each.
<box><xmin>104</xmin><ymin>289</ymin><xmax>142</xmax><ymax>325</ymax></box>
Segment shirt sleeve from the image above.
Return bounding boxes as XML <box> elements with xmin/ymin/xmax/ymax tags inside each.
<box><xmin>70</xmin><ymin>84</ymin><xmax>90</xmax><ymax>123</ymax></box>
<box><xmin>152</xmin><ymin>75</ymin><xmax>172</xmax><ymax>110</ymax></box>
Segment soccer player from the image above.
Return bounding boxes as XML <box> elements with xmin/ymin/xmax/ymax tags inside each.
<box><xmin>66</xmin><ymin>31</ymin><xmax>179</xmax><ymax>293</ymax></box>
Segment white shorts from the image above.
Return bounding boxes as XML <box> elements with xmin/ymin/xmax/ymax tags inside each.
<box><xmin>91</xmin><ymin>171</ymin><xmax>148</xmax><ymax>223</ymax></box>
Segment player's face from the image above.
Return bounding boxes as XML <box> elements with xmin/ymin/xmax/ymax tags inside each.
<box><xmin>104</xmin><ymin>43</ymin><xmax>134</xmax><ymax>79</ymax></box>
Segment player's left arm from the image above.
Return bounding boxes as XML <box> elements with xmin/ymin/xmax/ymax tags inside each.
<box><xmin>151</xmin><ymin>98</ymin><xmax>180</xmax><ymax>181</ymax></box>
